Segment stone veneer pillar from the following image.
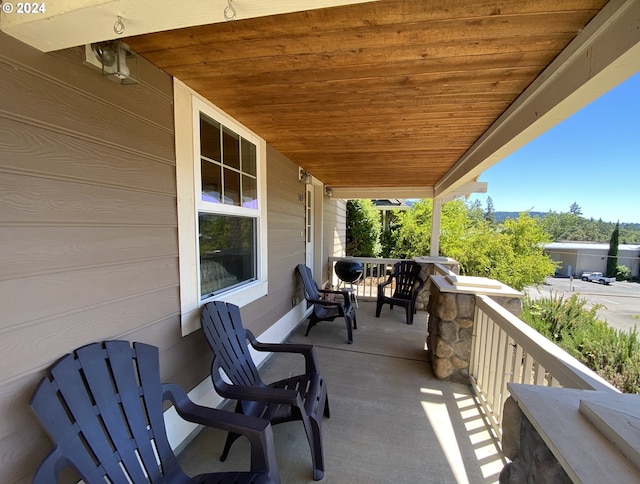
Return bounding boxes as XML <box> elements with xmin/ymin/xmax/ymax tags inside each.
<box><xmin>412</xmin><ymin>256</ymin><xmax>460</xmax><ymax>312</ymax></box>
<box><xmin>500</xmin><ymin>397</ymin><xmax>572</xmax><ymax>483</ymax></box>
<box><xmin>426</xmin><ymin>275</ymin><xmax>523</xmax><ymax>383</ymax></box>
<box><xmin>500</xmin><ymin>384</ymin><xmax>639</xmax><ymax>482</ymax></box>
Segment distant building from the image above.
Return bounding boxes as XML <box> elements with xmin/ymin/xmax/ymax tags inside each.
<box><xmin>372</xmin><ymin>199</ymin><xmax>411</xmax><ymax>231</ymax></box>
<box><xmin>544</xmin><ymin>242</ymin><xmax>640</xmax><ymax>278</ymax></box>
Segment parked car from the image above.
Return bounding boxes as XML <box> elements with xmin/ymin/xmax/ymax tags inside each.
<box><xmin>580</xmin><ymin>272</ymin><xmax>615</xmax><ymax>285</ymax></box>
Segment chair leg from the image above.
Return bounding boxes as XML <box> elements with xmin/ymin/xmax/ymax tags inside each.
<box><xmin>305</xmin><ymin>319</ymin><xmax>315</xmax><ymax>336</ymax></box>
<box><xmin>344</xmin><ymin>316</ymin><xmax>353</xmax><ymax>344</ymax></box>
<box><xmin>375</xmin><ymin>300</ymin><xmax>383</xmax><ymax>317</ymax></box>
<box><xmin>406</xmin><ymin>304</ymin><xmax>413</xmax><ymax>325</ymax></box>
<box><xmin>220</xmin><ymin>401</ymin><xmax>245</xmax><ymax>460</ymax></box>
<box><xmin>220</xmin><ymin>431</ymin><xmax>242</xmax><ymax>461</ymax></box>
<box><xmin>301</xmin><ymin>414</ymin><xmax>325</xmax><ymax>481</ymax></box>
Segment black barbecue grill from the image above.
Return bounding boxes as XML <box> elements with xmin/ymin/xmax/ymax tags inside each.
<box><xmin>334</xmin><ymin>260</ymin><xmax>363</xmax><ymax>307</ymax></box>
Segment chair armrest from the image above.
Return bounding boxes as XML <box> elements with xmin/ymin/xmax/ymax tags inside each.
<box><xmin>318</xmin><ymin>289</ymin><xmax>352</xmax><ymax>306</ymax></box>
<box><xmin>413</xmin><ymin>276</ymin><xmax>425</xmax><ymax>293</ymax></box>
<box><xmin>377</xmin><ymin>276</ymin><xmax>394</xmax><ymax>289</ymax></box>
<box><xmin>377</xmin><ymin>276</ymin><xmax>394</xmax><ymax>298</ymax></box>
<box><xmin>245</xmin><ymin>330</ymin><xmax>320</xmax><ymax>374</ymax></box>
<box><xmin>318</xmin><ymin>288</ymin><xmax>347</xmax><ymax>296</ymax></box>
<box><xmin>307</xmin><ymin>294</ymin><xmax>348</xmax><ymax>310</ymax></box>
<box><xmin>162</xmin><ymin>383</ymin><xmax>279</xmax><ymax>482</ymax></box>
<box><xmin>306</xmin><ymin>295</ymin><xmax>336</xmax><ymax>306</ymax></box>
<box><xmin>210</xmin><ymin>360</ymin><xmax>301</xmax><ymax>405</ymax></box>
<box><xmin>32</xmin><ymin>448</ymin><xmax>74</xmax><ymax>484</ymax></box>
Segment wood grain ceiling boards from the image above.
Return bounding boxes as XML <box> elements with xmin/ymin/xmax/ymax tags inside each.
<box><xmin>126</xmin><ymin>0</ymin><xmax>608</xmax><ymax>190</ymax></box>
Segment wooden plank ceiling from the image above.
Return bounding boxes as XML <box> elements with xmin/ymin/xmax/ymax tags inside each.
<box><xmin>126</xmin><ymin>0</ymin><xmax>608</xmax><ymax>191</ymax></box>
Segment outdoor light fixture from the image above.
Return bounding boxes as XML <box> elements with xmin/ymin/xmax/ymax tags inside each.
<box><xmin>91</xmin><ymin>41</ymin><xmax>139</xmax><ymax>85</ymax></box>
<box><xmin>325</xmin><ymin>186</ymin><xmax>333</xmax><ymax>197</ymax></box>
<box><xmin>299</xmin><ymin>167</ymin><xmax>312</xmax><ymax>184</ymax></box>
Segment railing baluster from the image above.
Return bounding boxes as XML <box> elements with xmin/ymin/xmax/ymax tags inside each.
<box><xmin>469</xmin><ymin>306</ymin><xmax>481</xmax><ymax>377</ymax></box>
<box><xmin>534</xmin><ymin>362</ymin><xmax>546</xmax><ymax>386</ymax></box>
<box><xmin>512</xmin><ymin>343</ymin><xmax>524</xmax><ymax>386</ymax></box>
<box><xmin>486</xmin><ymin>319</ymin><xmax>501</xmax><ymax>409</ymax></box>
<box><xmin>477</xmin><ymin>309</ymin><xmax>490</xmax><ymax>389</ymax></box>
<box><xmin>494</xmin><ymin>331</ymin><xmax>511</xmax><ymax>425</ymax></box>
<box><xmin>522</xmin><ymin>352</ymin><xmax>534</xmax><ymax>385</ymax></box>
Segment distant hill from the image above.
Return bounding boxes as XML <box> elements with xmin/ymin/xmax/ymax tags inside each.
<box><xmin>493</xmin><ymin>211</ymin><xmax>547</xmax><ymax>222</ymax></box>
<box><xmin>493</xmin><ymin>212</ymin><xmax>640</xmax><ymax>227</ymax></box>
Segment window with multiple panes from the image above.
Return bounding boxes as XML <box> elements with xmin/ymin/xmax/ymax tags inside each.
<box><xmin>197</xmin><ymin>113</ymin><xmax>259</xmax><ymax>299</ymax></box>
<box><xmin>174</xmin><ymin>81</ymin><xmax>267</xmax><ymax>334</ymax></box>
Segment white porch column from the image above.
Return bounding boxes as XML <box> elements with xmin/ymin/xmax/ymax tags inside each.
<box><xmin>430</xmin><ymin>198</ymin><xmax>442</xmax><ymax>257</ymax></box>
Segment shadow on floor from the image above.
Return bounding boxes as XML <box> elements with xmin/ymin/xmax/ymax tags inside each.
<box><xmin>178</xmin><ymin>301</ymin><xmax>506</xmax><ymax>483</ymax></box>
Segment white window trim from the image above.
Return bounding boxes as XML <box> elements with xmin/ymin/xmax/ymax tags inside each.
<box><xmin>174</xmin><ymin>79</ymin><xmax>268</xmax><ymax>335</ymax></box>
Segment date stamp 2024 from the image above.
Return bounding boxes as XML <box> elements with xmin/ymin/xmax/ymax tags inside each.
<box><xmin>2</xmin><ymin>2</ymin><xmax>47</xmax><ymax>14</ymax></box>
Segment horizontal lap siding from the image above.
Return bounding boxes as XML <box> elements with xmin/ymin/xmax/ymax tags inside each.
<box><xmin>242</xmin><ymin>146</ymin><xmax>306</xmax><ymax>336</ymax></box>
<box><xmin>1</xmin><ymin>33</ymin><xmax>312</xmax><ymax>483</ymax></box>
<box><xmin>0</xmin><ymin>33</ymin><xmax>201</xmax><ymax>484</ymax></box>
<box><xmin>323</xmin><ymin>199</ymin><xmax>347</xmax><ymax>281</ymax></box>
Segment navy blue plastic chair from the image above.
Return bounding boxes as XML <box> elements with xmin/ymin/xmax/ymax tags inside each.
<box><xmin>297</xmin><ymin>264</ymin><xmax>357</xmax><ymax>344</ymax></box>
<box><xmin>30</xmin><ymin>340</ymin><xmax>279</xmax><ymax>484</ymax></box>
<box><xmin>201</xmin><ymin>301</ymin><xmax>329</xmax><ymax>481</ymax></box>
<box><xmin>376</xmin><ymin>260</ymin><xmax>425</xmax><ymax>325</ymax></box>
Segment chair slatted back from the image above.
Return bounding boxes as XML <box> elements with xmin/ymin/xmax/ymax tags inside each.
<box><xmin>296</xmin><ymin>264</ymin><xmax>322</xmax><ymax>301</ymax></box>
<box><xmin>201</xmin><ymin>301</ymin><xmax>263</xmax><ymax>387</ymax></box>
<box><xmin>30</xmin><ymin>341</ymin><xmax>183</xmax><ymax>484</ymax></box>
<box><xmin>392</xmin><ymin>261</ymin><xmax>422</xmax><ymax>299</ymax></box>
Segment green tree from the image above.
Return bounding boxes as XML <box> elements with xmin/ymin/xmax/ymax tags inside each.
<box><xmin>495</xmin><ymin>214</ymin><xmax>557</xmax><ymax>290</ymax></box>
<box><xmin>346</xmin><ymin>199</ymin><xmax>382</xmax><ymax>257</ymax></box>
<box><xmin>606</xmin><ymin>222</ymin><xmax>620</xmax><ymax>277</ymax></box>
<box><xmin>569</xmin><ymin>202</ymin><xmax>583</xmax><ymax>216</ymax></box>
<box><xmin>484</xmin><ymin>196</ymin><xmax>496</xmax><ymax>224</ymax></box>
<box><xmin>391</xmin><ymin>199</ymin><xmax>433</xmax><ymax>257</ymax></box>
<box><xmin>391</xmin><ymin>200</ymin><xmax>556</xmax><ymax>290</ymax></box>
<box><xmin>541</xmin><ymin>211</ymin><xmax>587</xmax><ymax>241</ymax></box>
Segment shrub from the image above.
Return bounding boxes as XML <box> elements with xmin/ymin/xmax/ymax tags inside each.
<box><xmin>522</xmin><ymin>293</ymin><xmax>601</xmax><ymax>343</ymax></box>
<box><xmin>616</xmin><ymin>264</ymin><xmax>631</xmax><ymax>281</ymax></box>
<box><xmin>522</xmin><ymin>293</ymin><xmax>640</xmax><ymax>393</ymax></box>
<box><xmin>346</xmin><ymin>199</ymin><xmax>382</xmax><ymax>257</ymax></box>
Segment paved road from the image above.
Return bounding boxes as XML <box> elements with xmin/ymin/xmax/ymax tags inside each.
<box><xmin>527</xmin><ymin>277</ymin><xmax>640</xmax><ymax>333</ymax></box>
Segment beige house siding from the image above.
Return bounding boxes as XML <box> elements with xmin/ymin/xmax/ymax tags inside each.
<box><xmin>0</xmin><ymin>33</ymin><xmax>313</xmax><ymax>482</ymax></box>
<box><xmin>322</xmin><ymin>198</ymin><xmax>347</xmax><ymax>282</ymax></box>
<box><xmin>242</xmin><ymin>145</ymin><xmax>307</xmax><ymax>336</ymax></box>
<box><xmin>0</xmin><ymin>32</ymin><xmax>197</xmax><ymax>483</ymax></box>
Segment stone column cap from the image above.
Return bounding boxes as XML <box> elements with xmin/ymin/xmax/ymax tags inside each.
<box><xmin>508</xmin><ymin>384</ymin><xmax>640</xmax><ymax>483</ymax></box>
<box><xmin>430</xmin><ymin>274</ymin><xmax>523</xmax><ymax>297</ymax></box>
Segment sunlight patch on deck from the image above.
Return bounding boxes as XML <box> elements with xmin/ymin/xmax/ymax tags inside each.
<box><xmin>421</xmin><ymin>399</ymin><xmax>470</xmax><ymax>484</ymax></box>
<box><xmin>456</xmin><ymin>394</ymin><xmax>506</xmax><ymax>482</ymax></box>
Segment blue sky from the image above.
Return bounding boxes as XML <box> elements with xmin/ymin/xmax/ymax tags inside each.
<box><xmin>469</xmin><ymin>72</ymin><xmax>640</xmax><ymax>224</ymax></box>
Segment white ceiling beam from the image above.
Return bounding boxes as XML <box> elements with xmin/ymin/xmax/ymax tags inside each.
<box><xmin>327</xmin><ymin>186</ymin><xmax>435</xmax><ymax>200</ymax></box>
<box><xmin>437</xmin><ymin>181</ymin><xmax>487</xmax><ymax>204</ymax></box>
<box><xmin>327</xmin><ymin>181</ymin><xmax>487</xmax><ymax>201</ymax></box>
<box><xmin>0</xmin><ymin>0</ymin><xmax>382</xmax><ymax>52</ymax></box>
<box><xmin>435</xmin><ymin>0</ymin><xmax>640</xmax><ymax>199</ymax></box>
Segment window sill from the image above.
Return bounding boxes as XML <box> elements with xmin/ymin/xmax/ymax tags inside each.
<box><xmin>181</xmin><ymin>280</ymin><xmax>268</xmax><ymax>336</ymax></box>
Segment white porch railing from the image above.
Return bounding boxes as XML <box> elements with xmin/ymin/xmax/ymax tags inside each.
<box><xmin>328</xmin><ymin>256</ymin><xmax>457</xmax><ymax>299</ymax></box>
<box><xmin>469</xmin><ymin>294</ymin><xmax>618</xmax><ymax>440</ymax></box>
<box><xmin>328</xmin><ymin>256</ymin><xmax>618</xmax><ymax>444</ymax></box>
<box><xmin>328</xmin><ymin>256</ymin><xmax>405</xmax><ymax>299</ymax></box>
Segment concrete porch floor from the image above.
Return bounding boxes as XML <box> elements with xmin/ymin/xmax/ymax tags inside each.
<box><xmin>178</xmin><ymin>301</ymin><xmax>507</xmax><ymax>483</ymax></box>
